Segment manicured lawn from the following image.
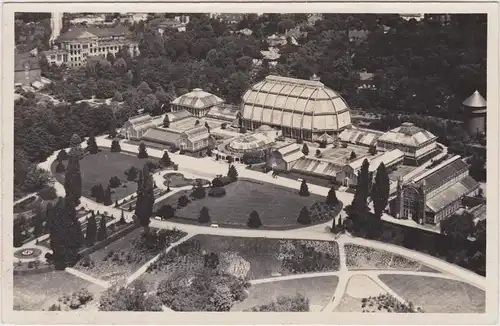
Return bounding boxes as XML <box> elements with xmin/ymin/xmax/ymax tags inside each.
<box><xmin>74</xmin><ymin>228</ymin><xmax>186</xmax><ymax>282</ymax></box>
<box><xmin>378</xmin><ymin>274</ymin><xmax>485</xmax><ymax>313</ymax></box>
<box><xmin>52</xmin><ymin>150</ymin><xmax>153</xmax><ymax>202</ymax></box>
<box><xmin>156</xmin><ymin>179</ymin><xmax>328</xmax><ymax>228</ymax></box>
<box><xmin>345</xmin><ymin>244</ymin><xmax>438</xmax><ymax>272</ymax></box>
<box><xmin>231</xmin><ymin>276</ymin><xmax>339</xmax><ymax>312</ymax></box>
<box><xmin>141</xmin><ymin>234</ymin><xmax>340</xmax><ymax>293</ymax></box>
<box><xmin>13</xmin><ymin>270</ymin><xmax>104</xmax><ymax>311</ymax></box>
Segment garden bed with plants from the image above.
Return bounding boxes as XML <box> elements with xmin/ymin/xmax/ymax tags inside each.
<box><xmin>152</xmin><ymin>179</ymin><xmax>335</xmax><ymax>229</ymax></box>
<box><xmin>139</xmin><ymin>234</ymin><xmax>340</xmax><ymax>293</ymax></box>
<box><xmin>231</xmin><ymin>276</ymin><xmax>339</xmax><ymax>312</ymax></box>
<box><xmin>74</xmin><ymin>227</ymin><xmax>187</xmax><ymax>282</ymax></box>
<box><xmin>163</xmin><ymin>173</ymin><xmax>211</xmax><ymax>188</ymax></box>
<box><xmin>378</xmin><ymin>274</ymin><xmax>485</xmax><ymax>313</ymax></box>
<box><xmin>344</xmin><ymin>244</ymin><xmax>438</xmax><ymax>272</ymax></box>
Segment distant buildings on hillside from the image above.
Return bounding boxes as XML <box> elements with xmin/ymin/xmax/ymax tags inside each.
<box><xmin>44</xmin><ymin>24</ymin><xmax>139</xmax><ymax>68</ymax></box>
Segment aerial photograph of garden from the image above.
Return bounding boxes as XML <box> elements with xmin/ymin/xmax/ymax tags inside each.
<box><xmin>11</xmin><ymin>12</ymin><xmax>488</xmax><ymax>316</ymax></box>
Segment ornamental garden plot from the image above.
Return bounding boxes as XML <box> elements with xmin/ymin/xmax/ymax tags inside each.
<box><xmin>73</xmin><ymin>227</ymin><xmax>187</xmax><ymax>283</ymax></box>
<box><xmin>136</xmin><ymin>235</ymin><xmax>339</xmax><ymax>311</ymax></box>
<box><xmin>344</xmin><ymin>244</ymin><xmax>439</xmax><ymax>272</ymax></box>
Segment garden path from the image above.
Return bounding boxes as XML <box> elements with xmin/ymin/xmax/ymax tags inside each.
<box><xmin>65</xmin><ymin>267</ymin><xmax>110</xmax><ymax>289</ymax></box>
<box><xmin>126</xmin><ymin>233</ymin><xmax>195</xmax><ymax>286</ymax></box>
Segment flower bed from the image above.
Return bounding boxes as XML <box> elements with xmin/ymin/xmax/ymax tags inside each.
<box><xmin>163</xmin><ymin>173</ymin><xmax>210</xmax><ymax>188</ymax></box>
<box><xmin>345</xmin><ymin>244</ymin><xmax>429</xmax><ymax>271</ymax></box>
<box><xmin>309</xmin><ymin>202</ymin><xmax>343</xmax><ymax>223</ymax></box>
<box><xmin>74</xmin><ymin>228</ymin><xmax>187</xmax><ymax>282</ymax></box>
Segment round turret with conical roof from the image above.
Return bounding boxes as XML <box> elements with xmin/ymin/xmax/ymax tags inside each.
<box><xmin>463</xmin><ymin>90</ymin><xmax>486</xmax><ymax>136</ymax></box>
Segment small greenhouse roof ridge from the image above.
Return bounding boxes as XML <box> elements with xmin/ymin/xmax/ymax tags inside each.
<box><xmin>265</xmin><ymin>75</ymin><xmax>324</xmax><ymax>88</ymax></box>
<box><xmin>463</xmin><ymin>90</ymin><xmax>487</xmax><ymax>108</ymax></box>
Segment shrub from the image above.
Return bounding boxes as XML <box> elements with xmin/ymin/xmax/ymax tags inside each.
<box><xmin>38</xmin><ymin>186</ymin><xmax>57</xmax><ymax>200</ymax></box>
<box><xmin>297</xmin><ymin>207</ymin><xmax>312</xmax><ymax>225</ymax></box>
<box><xmin>221</xmin><ymin>123</ymin><xmax>227</xmax><ymax>129</ymax></box>
<box><xmin>341</xmin><ymin>142</ymin><xmax>348</xmax><ymax>148</ymax></box>
<box><xmin>110</xmin><ymin>139</ymin><xmax>121</xmax><ymax>152</ymax></box>
<box><xmin>55</xmin><ymin>160</ymin><xmax>66</xmax><ymax>173</ymax></box>
<box><xmin>227</xmin><ymin>156</ymin><xmax>234</xmax><ymax>164</ymax></box>
<box><xmin>190</xmin><ymin>184</ymin><xmax>206</xmax><ymax>199</ymax></box>
<box><xmin>206</xmin><ymin>148</ymin><xmax>213</xmax><ymax>157</ymax></box>
<box><xmin>247</xmin><ymin>211</ymin><xmax>262</xmax><ymax>228</ymax></box>
<box><xmin>157</xmin><ymin>204</ymin><xmax>175</xmax><ymax>219</ymax></box>
<box><xmin>178</xmin><ymin>195</ymin><xmax>190</xmax><ymax>207</ymax></box>
<box><xmin>137</xmin><ymin>142</ymin><xmax>148</xmax><ymax>159</ymax></box>
<box><xmin>299</xmin><ymin>179</ymin><xmax>310</xmax><ymax>197</ymax></box>
<box><xmin>199</xmin><ymin>207</ymin><xmax>211</xmax><ymax>224</ymax></box>
<box><xmin>319</xmin><ymin>141</ymin><xmax>327</xmax><ymax>149</ymax></box>
<box><xmin>109</xmin><ymin>176</ymin><xmax>121</xmax><ymax>188</ymax></box>
<box><xmin>208</xmin><ymin>187</ymin><xmax>226</xmax><ymax>197</ymax></box>
<box><xmin>212</xmin><ymin>176</ymin><xmax>232</xmax><ymax>187</ymax></box>
<box><xmin>125</xmin><ymin>166</ymin><xmax>139</xmax><ymax>181</ymax></box>
<box><xmin>315</xmin><ymin>149</ymin><xmax>321</xmax><ymax>157</ymax></box>
<box><xmin>145</xmin><ymin>160</ymin><xmax>160</xmax><ymax>172</ymax></box>
<box><xmin>48</xmin><ymin>304</ymin><xmax>61</xmax><ymax>311</ymax></box>
<box><xmin>302</xmin><ymin>143</ymin><xmax>309</xmax><ymax>155</ymax></box>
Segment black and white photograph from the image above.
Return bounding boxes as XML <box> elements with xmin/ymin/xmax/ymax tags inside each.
<box><xmin>1</xmin><ymin>4</ymin><xmax>498</xmax><ymax>325</ymax></box>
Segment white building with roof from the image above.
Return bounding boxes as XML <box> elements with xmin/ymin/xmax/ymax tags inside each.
<box><xmin>141</xmin><ymin>125</ymin><xmax>211</xmax><ymax>155</ymax></box>
<box><xmin>336</xmin><ymin>149</ymin><xmax>404</xmax><ymax>187</ymax></box>
<box><xmin>171</xmin><ymin>88</ymin><xmax>225</xmax><ymax>118</ymax></box>
<box><xmin>241</xmin><ymin>75</ymin><xmax>352</xmax><ymax>142</ymax></box>
<box><xmin>120</xmin><ymin>114</ymin><xmax>162</xmax><ymax>140</ymax></box>
<box><xmin>339</xmin><ymin>127</ymin><xmax>383</xmax><ymax>147</ymax></box>
<box><xmin>267</xmin><ymin>143</ymin><xmax>305</xmax><ymax>171</ymax></box>
<box><xmin>376</xmin><ymin>122</ymin><xmax>438</xmax><ymax>165</ymax></box>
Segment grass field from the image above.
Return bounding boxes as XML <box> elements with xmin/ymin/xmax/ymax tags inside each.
<box><xmin>52</xmin><ymin>150</ymin><xmax>152</xmax><ymax>202</ymax></box>
<box><xmin>231</xmin><ymin>276</ymin><xmax>339</xmax><ymax>312</ymax></box>
<box><xmin>156</xmin><ymin>179</ymin><xmax>326</xmax><ymax>228</ymax></box>
<box><xmin>333</xmin><ymin>274</ymin><xmax>388</xmax><ymax>312</ymax></box>
<box><xmin>13</xmin><ymin>271</ymin><xmax>105</xmax><ymax>311</ymax></box>
<box><xmin>378</xmin><ymin>274</ymin><xmax>485</xmax><ymax>313</ymax></box>
<box><xmin>345</xmin><ymin>244</ymin><xmax>439</xmax><ymax>272</ymax></box>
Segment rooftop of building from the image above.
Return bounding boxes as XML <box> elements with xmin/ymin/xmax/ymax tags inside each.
<box><xmin>413</xmin><ymin>155</ymin><xmax>469</xmax><ymax>194</ymax></box>
<box><xmin>426</xmin><ymin>175</ymin><xmax>479</xmax><ymax>212</ymax></box>
<box><xmin>463</xmin><ymin>90</ymin><xmax>487</xmax><ymax>108</ymax></box>
<box><xmin>58</xmin><ymin>25</ymin><xmax>132</xmax><ymax>41</ymax></box>
<box><xmin>339</xmin><ymin>127</ymin><xmax>383</xmax><ymax>147</ymax></box>
<box><xmin>142</xmin><ymin>127</ymin><xmax>181</xmax><ymax>145</ymax></box>
<box><xmin>348</xmin><ymin>149</ymin><xmax>404</xmax><ymax>172</ymax></box>
<box><xmin>241</xmin><ymin>75</ymin><xmax>352</xmax><ymax>132</ymax></box>
<box><xmin>172</xmin><ymin>88</ymin><xmax>224</xmax><ymax>110</ymax></box>
<box><xmin>378</xmin><ymin>122</ymin><xmax>437</xmax><ymax>147</ymax></box>
<box><xmin>291</xmin><ymin>157</ymin><xmax>338</xmax><ymax>176</ymax></box>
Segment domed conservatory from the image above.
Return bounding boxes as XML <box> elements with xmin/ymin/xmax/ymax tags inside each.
<box><xmin>240</xmin><ymin>75</ymin><xmax>352</xmax><ymax>142</ymax></box>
